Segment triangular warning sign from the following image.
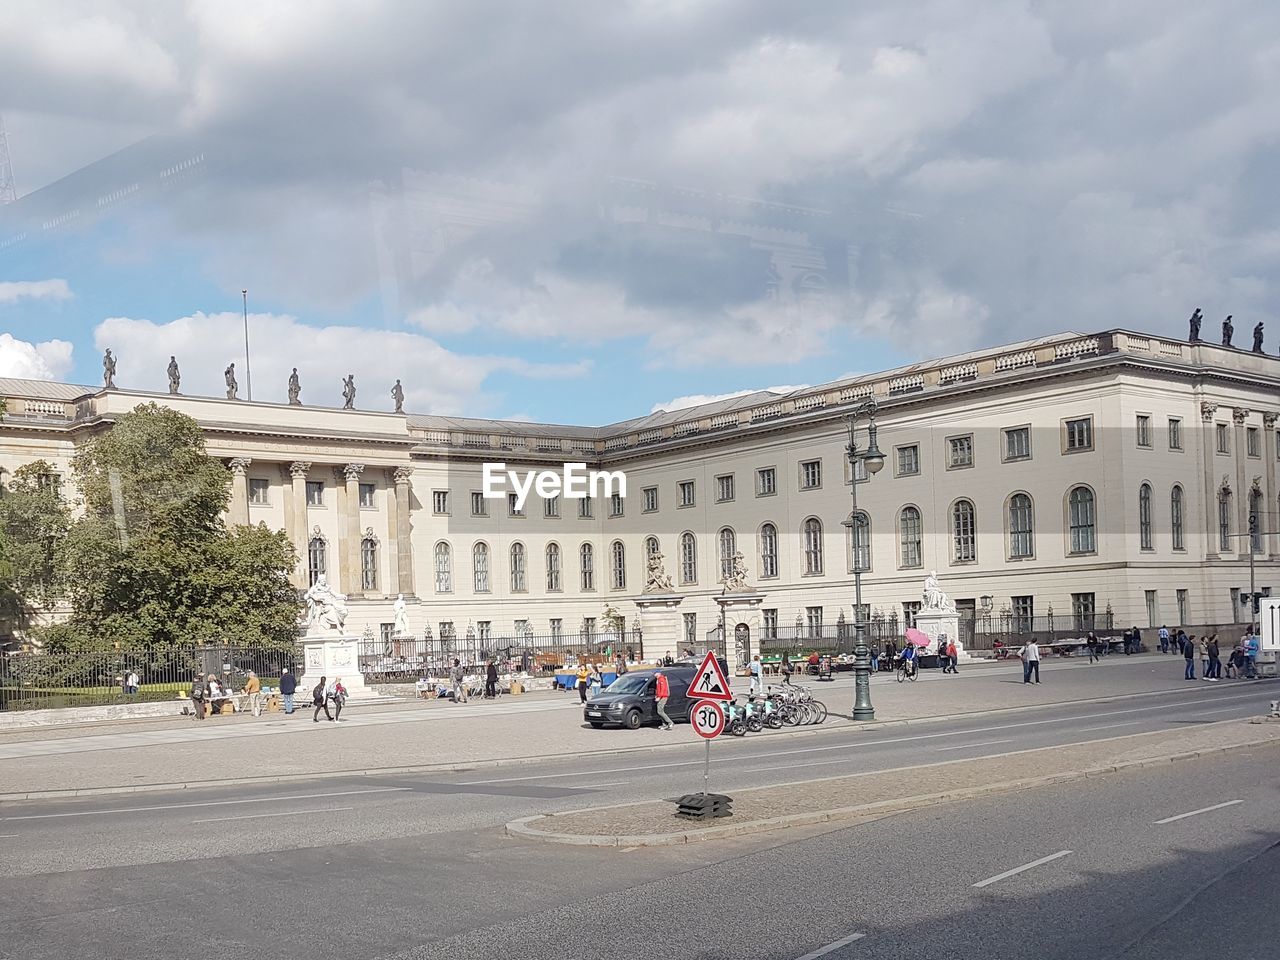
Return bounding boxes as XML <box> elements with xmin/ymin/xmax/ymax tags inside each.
<box><xmin>687</xmin><ymin>650</ymin><xmax>732</xmax><ymax>701</ymax></box>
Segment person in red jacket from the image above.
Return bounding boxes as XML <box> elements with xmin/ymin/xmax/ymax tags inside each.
<box><xmin>654</xmin><ymin>671</ymin><xmax>673</xmax><ymax>731</ymax></box>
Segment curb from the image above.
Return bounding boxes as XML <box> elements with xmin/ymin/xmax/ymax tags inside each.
<box><xmin>504</xmin><ymin>726</ymin><xmax>1280</xmax><ymax>847</ymax></box>
<box><xmin>2</xmin><ymin>681</ymin><xmax>1272</xmax><ymax>802</ymax></box>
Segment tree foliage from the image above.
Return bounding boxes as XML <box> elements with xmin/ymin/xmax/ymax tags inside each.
<box><xmin>0</xmin><ymin>461</ymin><xmax>72</xmax><ymax>624</ymax></box>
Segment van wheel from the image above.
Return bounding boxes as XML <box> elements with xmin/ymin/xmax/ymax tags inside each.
<box><xmin>623</xmin><ymin>709</ymin><xmax>642</xmax><ymax>730</ymax></box>
<box><xmin>589</xmin><ymin>721</ymin><xmax>604</xmax><ymax>729</ymax></box>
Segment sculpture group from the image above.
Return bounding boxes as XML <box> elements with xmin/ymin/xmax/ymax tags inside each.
<box><xmin>1188</xmin><ymin>309</ymin><xmax>1267</xmax><ymax>353</ymax></box>
<box><xmin>303</xmin><ymin>575</ymin><xmax>349</xmax><ymax>631</ymax></box>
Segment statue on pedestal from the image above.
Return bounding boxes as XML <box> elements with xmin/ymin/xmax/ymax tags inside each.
<box><xmin>1253</xmin><ymin>322</ymin><xmax>1265</xmax><ymax>353</ymax></box>
<box><xmin>393</xmin><ymin>593</ymin><xmax>409</xmax><ymax>637</ymax></box>
<box><xmin>287</xmin><ymin>368</ymin><xmax>301</xmax><ymax>405</ymax></box>
<box><xmin>1222</xmin><ymin>315</ymin><xmax>1234</xmax><ymax>347</ymax></box>
<box><xmin>167</xmin><ymin>356</ymin><xmax>180</xmax><ymax>394</ymax></box>
<box><xmin>642</xmin><ymin>551</ymin><xmax>674</xmax><ymax>594</ymax></box>
<box><xmin>392</xmin><ymin>379</ymin><xmax>405</xmax><ymax>414</ymax></box>
<box><xmin>225</xmin><ymin>363</ymin><xmax>238</xmax><ymax>400</ymax></box>
<box><xmin>303</xmin><ymin>574</ymin><xmax>349</xmax><ymax>631</ymax></box>
<box><xmin>1188</xmin><ymin>308</ymin><xmax>1202</xmax><ymax>342</ymax></box>
<box><xmin>922</xmin><ymin>570</ymin><xmax>957</xmax><ymax>613</ymax></box>
<box><xmin>102</xmin><ymin>349</ymin><xmax>117</xmax><ymax>389</ymax></box>
<box><xmin>720</xmin><ymin>551</ymin><xmax>751</xmax><ymax>592</ymax></box>
<box><xmin>342</xmin><ymin>374</ymin><xmax>356</xmax><ymax>410</ymax></box>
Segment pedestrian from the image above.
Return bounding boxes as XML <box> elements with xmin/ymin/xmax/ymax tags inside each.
<box><xmin>1021</xmin><ymin>639</ymin><xmax>1041</xmax><ymax>684</ymax></box>
<box><xmin>654</xmin><ymin>670</ymin><xmax>673</xmax><ymax>730</ymax></box>
<box><xmin>330</xmin><ymin>677</ymin><xmax>347</xmax><ymax>720</ymax></box>
<box><xmin>1199</xmin><ymin>635</ymin><xmax>1210</xmax><ymax>678</ymax></box>
<box><xmin>589</xmin><ymin>663</ymin><xmax>603</xmax><ymax>698</ymax></box>
<box><xmin>485</xmin><ymin>659</ymin><xmax>499</xmax><ymax>698</ymax></box>
<box><xmin>1131</xmin><ymin>626</ymin><xmax>1143</xmax><ymax>654</ymax></box>
<box><xmin>1086</xmin><ymin>631</ymin><xmax>1100</xmax><ymax>663</ymax></box>
<box><xmin>781</xmin><ymin>652</ymin><xmax>794</xmax><ymax>685</ymax></box>
<box><xmin>312</xmin><ymin>675</ymin><xmax>332</xmax><ymax>722</ymax></box>
<box><xmin>125</xmin><ymin>669</ymin><xmax>139</xmax><ymax>694</ymax></box>
<box><xmin>243</xmin><ymin>671</ymin><xmax>263</xmax><ymax>717</ymax></box>
<box><xmin>190</xmin><ymin>671</ymin><xmax>207</xmax><ymax>720</ymax></box>
<box><xmin>807</xmin><ymin>650</ymin><xmax>820</xmax><ymax>675</ymax></box>
<box><xmin>937</xmin><ymin>639</ymin><xmax>950</xmax><ymax>674</ymax></box>
<box><xmin>1158</xmin><ymin>624</ymin><xmax>1170</xmax><ymax>655</ymax></box>
<box><xmin>870</xmin><ymin>646</ymin><xmax>879</xmax><ymax>672</ymax></box>
<box><xmin>1206</xmin><ymin>636</ymin><xmax>1222</xmax><ymax>682</ymax></box>
<box><xmin>1176</xmin><ymin>629</ymin><xmax>1188</xmax><ymax>656</ymax></box>
<box><xmin>946</xmin><ymin>638</ymin><xmax>959</xmax><ymax>673</ymax></box>
<box><xmin>451</xmin><ymin>659</ymin><xmax>468</xmax><ymax>703</ymax></box>
<box><xmin>1183</xmin><ymin>635</ymin><xmax>1196</xmax><ymax>680</ymax></box>
<box><xmin>1228</xmin><ymin>644</ymin><xmax>1244</xmax><ymax>679</ymax></box>
<box><xmin>575</xmin><ymin>662</ymin><xmax>589</xmax><ymax>703</ymax></box>
<box><xmin>749</xmin><ymin>655</ymin><xmax>763</xmax><ymax>694</ymax></box>
<box><xmin>1243</xmin><ymin>629</ymin><xmax>1260</xmax><ymax>679</ymax></box>
<box><xmin>279</xmin><ymin>667</ymin><xmax>297</xmax><ymax>714</ymax></box>
<box><xmin>520</xmin><ymin>647</ymin><xmax>532</xmax><ymax>674</ymax></box>
<box><xmin>615</xmin><ymin>652</ymin><xmax>626</xmax><ymax>676</ymax></box>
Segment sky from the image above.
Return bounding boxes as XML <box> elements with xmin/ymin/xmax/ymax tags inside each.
<box><xmin>1</xmin><ymin>0</ymin><xmax>1278</xmax><ymax>422</ymax></box>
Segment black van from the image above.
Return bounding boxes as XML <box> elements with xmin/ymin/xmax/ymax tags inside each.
<box><xmin>583</xmin><ymin>665</ymin><xmax>698</xmax><ymax>730</ymax></box>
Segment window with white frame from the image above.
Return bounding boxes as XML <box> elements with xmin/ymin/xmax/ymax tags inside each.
<box><xmin>1008</xmin><ymin>493</ymin><xmax>1033</xmax><ymax>559</ymax></box>
<box><xmin>306</xmin><ymin>481</ymin><xmax>324</xmax><ymax>507</ymax></box>
<box><xmin>307</xmin><ymin>536</ymin><xmax>326</xmax><ymax>586</ymax></box>
<box><xmin>759</xmin><ymin>523</ymin><xmax>778</xmax><ymax>579</ymax></box>
<box><xmin>508</xmin><ymin>492</ymin><xmax>523</xmax><ymax>517</ymax></box>
<box><xmin>683</xmin><ymin>612</ymin><xmax>697</xmax><ymax>646</ymax></box>
<box><xmin>579</xmin><ymin>495</ymin><xmax>593</xmax><ymax>519</ymax></box>
<box><xmin>580</xmin><ymin>542</ymin><xmax>595</xmax><ymax>590</ymax></box>
<box><xmin>952</xmin><ymin>499</ymin><xmax>976</xmax><ymax>562</ymax></box>
<box><xmin>896</xmin><ymin>444</ymin><xmax>920</xmax><ymax>476</ymax></box>
<box><xmin>609</xmin><ymin>492</ymin><xmax>624</xmax><ymax>517</ymax></box>
<box><xmin>432</xmin><ymin>490</ymin><xmax>450</xmax><ymax>515</ymax></box>
<box><xmin>802</xmin><ymin>518</ymin><xmax>824</xmax><ymax>575</ymax></box>
<box><xmin>642</xmin><ymin>486</ymin><xmax>658</xmax><ymax>513</ymax></box>
<box><xmin>718</xmin><ymin>527</ymin><xmax>736</xmax><ymax>581</ymax></box>
<box><xmin>1216</xmin><ymin>423</ymin><xmax>1229</xmax><ymax>454</ymax></box>
<box><xmin>1248</xmin><ymin>426</ymin><xmax>1261</xmax><ymax>458</ymax></box>
<box><xmin>248</xmin><ymin>478</ymin><xmax>269</xmax><ymax>505</ymax></box>
<box><xmin>800</xmin><ymin>459</ymin><xmax>822</xmax><ymax>490</ymax></box>
<box><xmin>1171</xmin><ymin>485</ymin><xmax>1185</xmax><ymax>550</ymax></box>
<box><xmin>1069</xmin><ymin>486</ymin><xmax>1097</xmax><ymax>554</ymax></box>
<box><xmin>546</xmin><ymin>543</ymin><xmax>562</xmax><ymax>591</ymax></box>
<box><xmin>473</xmin><ymin>542</ymin><xmax>490</xmax><ymax>592</ymax></box>
<box><xmin>948</xmin><ymin>435</ymin><xmax>974</xmax><ymax>468</ymax></box>
<box><xmin>1218</xmin><ymin>489</ymin><xmax>1232</xmax><ymax>551</ymax></box>
<box><xmin>1065</xmin><ymin>417</ymin><xmax>1094</xmax><ymax>452</ymax></box>
<box><xmin>360</xmin><ymin>535</ymin><xmax>378</xmax><ymax>590</ymax></box>
<box><xmin>644</xmin><ymin>536</ymin><xmax>659</xmax><ymax>559</ymax></box>
<box><xmin>610</xmin><ymin>540</ymin><xmax>626</xmax><ymax>590</ymax></box>
<box><xmin>510</xmin><ymin>542</ymin><xmax>527</xmax><ymax>592</ymax></box>
<box><xmin>359</xmin><ymin>483</ymin><xmax>376</xmax><ymax>508</ymax></box>
<box><xmin>679</xmin><ymin>480</ymin><xmax>696</xmax><ymax>507</ymax></box>
<box><xmin>756</xmin><ymin>467</ymin><xmax>776</xmax><ymax>497</ymax></box>
<box><xmin>1136</xmin><ymin>415</ymin><xmax>1152</xmax><ymax>448</ymax></box>
<box><xmin>1004</xmin><ymin>426</ymin><xmax>1031</xmax><ymax>461</ymax></box>
<box><xmin>544</xmin><ymin>495</ymin><xmax>560</xmax><ymax>518</ymax></box>
<box><xmin>1139</xmin><ymin>483</ymin><xmax>1153</xmax><ymax>550</ymax></box>
<box><xmin>680</xmin><ymin>531</ymin><xmax>697</xmax><ymax>584</ymax></box>
<box><xmin>1168</xmin><ymin>418</ymin><xmax>1182</xmax><ymax>450</ymax></box>
<box><xmin>849</xmin><ymin>511</ymin><xmax>870</xmax><ymax>572</ymax></box>
<box><xmin>716</xmin><ymin>474</ymin><xmax>735</xmax><ymax>502</ymax></box>
<box><xmin>899</xmin><ymin>506</ymin><xmax>922</xmax><ymax>568</ymax></box>
<box><xmin>434</xmin><ymin>541</ymin><xmax>452</xmax><ymax>593</ymax></box>
<box><xmin>471</xmin><ymin>492</ymin><xmax>487</xmax><ymax>517</ymax></box>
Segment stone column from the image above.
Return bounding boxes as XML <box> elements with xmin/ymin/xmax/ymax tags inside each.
<box><xmin>343</xmin><ymin>463</ymin><xmax>364</xmax><ymax>595</ymax></box>
<box><xmin>288</xmin><ymin>462</ymin><xmax>311</xmax><ymax>587</ymax></box>
<box><xmin>1200</xmin><ymin>402</ymin><xmax>1219</xmax><ymax>558</ymax></box>
<box><xmin>633</xmin><ymin>595</ymin><xmax>683</xmax><ymax>663</ymax></box>
<box><xmin>385</xmin><ymin>470</ymin><xmax>401</xmax><ymax>596</ymax></box>
<box><xmin>228</xmin><ymin>457</ymin><xmax>252</xmax><ymax>526</ymax></box>
<box><xmin>393</xmin><ymin>466</ymin><xmax>415</xmax><ymax>596</ymax></box>
<box><xmin>1265</xmin><ymin>414</ymin><xmax>1278</xmax><ymax>558</ymax></box>
<box><xmin>1234</xmin><ymin>408</ymin><xmax>1250</xmax><ymax>558</ymax></box>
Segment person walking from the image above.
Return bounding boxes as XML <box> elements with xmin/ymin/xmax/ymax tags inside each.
<box><xmin>330</xmin><ymin>677</ymin><xmax>347</xmax><ymax>720</ymax></box>
<box><xmin>312</xmin><ymin>676</ymin><xmax>332</xmax><ymax>722</ymax></box>
<box><xmin>279</xmin><ymin>667</ymin><xmax>297</xmax><ymax>715</ymax></box>
<box><xmin>485</xmin><ymin>659</ymin><xmax>499</xmax><ymax>699</ymax></box>
<box><xmin>1158</xmin><ymin>625</ymin><xmax>1170</xmax><ymax>654</ymax></box>
<box><xmin>781</xmin><ymin>652</ymin><xmax>793</xmax><ymax>685</ymax></box>
<box><xmin>190</xmin><ymin>671</ymin><xmax>207</xmax><ymax>720</ymax></box>
<box><xmin>1243</xmin><ymin>629</ymin><xmax>1260</xmax><ymax>679</ymax></box>
<box><xmin>654</xmin><ymin>670</ymin><xmax>674</xmax><ymax>730</ymax></box>
<box><xmin>1176</xmin><ymin>629</ymin><xmax>1188</xmax><ymax>656</ymax></box>
<box><xmin>937</xmin><ymin>639</ymin><xmax>951</xmax><ymax>674</ymax></box>
<box><xmin>244</xmin><ymin>671</ymin><xmax>263</xmax><ymax>717</ymax></box>
<box><xmin>1206</xmin><ymin>636</ymin><xmax>1222</xmax><ymax>682</ymax></box>
<box><xmin>1184</xmin><ymin>636</ymin><xmax>1197</xmax><ymax>680</ymax></box>
<box><xmin>451</xmin><ymin>659</ymin><xmax>468</xmax><ymax>703</ymax></box>
<box><xmin>575</xmin><ymin>662</ymin><xmax>589</xmax><ymax>703</ymax></box>
<box><xmin>1086</xmin><ymin>631</ymin><xmax>1101</xmax><ymax>663</ymax></box>
<box><xmin>1021</xmin><ymin>639</ymin><xmax>1041</xmax><ymax>684</ymax></box>
<box><xmin>749</xmin><ymin>655</ymin><xmax>763</xmax><ymax>695</ymax></box>
<box><xmin>946</xmin><ymin>638</ymin><xmax>959</xmax><ymax>673</ymax></box>
<box><xmin>615</xmin><ymin>652</ymin><xmax>626</xmax><ymax>676</ymax></box>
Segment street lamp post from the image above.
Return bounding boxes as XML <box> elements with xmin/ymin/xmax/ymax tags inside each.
<box><xmin>845</xmin><ymin>399</ymin><xmax>885</xmax><ymax>721</ymax></box>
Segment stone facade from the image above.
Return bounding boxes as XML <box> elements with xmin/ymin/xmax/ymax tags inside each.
<box><xmin>2</xmin><ymin>329</ymin><xmax>1277</xmax><ymax>644</ymax></box>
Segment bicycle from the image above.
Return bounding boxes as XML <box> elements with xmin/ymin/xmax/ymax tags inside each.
<box><xmin>895</xmin><ymin>657</ymin><xmax>919</xmax><ymax>683</ymax></box>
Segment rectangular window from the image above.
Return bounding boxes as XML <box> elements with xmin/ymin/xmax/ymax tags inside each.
<box><xmin>582</xmin><ymin>617</ymin><xmax>597</xmax><ymax>638</ymax></box>
<box><xmin>851</xmin><ymin>458</ymin><xmax>868</xmax><ymax>483</ymax></box>
<box><xmin>683</xmin><ymin>612</ymin><xmax>697</xmax><ymax>647</ymax></box>
<box><xmin>1168</xmin><ymin>418</ymin><xmax>1182</xmax><ymax>451</ymax></box>
<box><xmin>248</xmin><ymin>478</ymin><xmax>270</xmax><ymax>505</ymax></box>
<box><xmin>439</xmin><ymin>621</ymin><xmax>454</xmax><ymax>640</ymax></box>
<box><xmin>1216</xmin><ymin>423</ymin><xmax>1229</xmax><ymax>454</ymax></box>
<box><xmin>550</xmin><ymin>618</ymin><xmax>562</xmax><ymax>640</ymax></box>
<box><xmin>1065</xmin><ymin>417</ymin><xmax>1093</xmax><ymax>452</ymax></box>
<box><xmin>756</xmin><ymin>467</ymin><xmax>776</xmax><ymax>497</ymax></box>
<box><xmin>679</xmin><ymin>480</ymin><xmax>696</xmax><ymax>507</ymax></box>
<box><xmin>471</xmin><ymin>492</ymin><xmax>487</xmax><ymax>517</ymax></box>
<box><xmin>508</xmin><ymin>492</ymin><xmax>524</xmax><ymax>517</ymax></box>
<box><xmin>1176</xmin><ymin>589</ymin><xmax>1188</xmax><ymax>625</ymax></box>
<box><xmin>800</xmin><ymin>460</ymin><xmax>822</xmax><ymax>490</ymax></box>
<box><xmin>579</xmin><ymin>495</ymin><xmax>593</xmax><ymax>519</ymax></box>
<box><xmin>359</xmin><ymin>482</ymin><xmax>376</xmax><ymax>508</ymax></box>
<box><xmin>432</xmin><ymin>490</ymin><xmax>450</xmax><ymax>515</ymax></box>
<box><xmin>1136</xmin><ymin>414</ymin><xmax>1152</xmax><ymax>448</ymax></box>
<box><xmin>379</xmin><ymin>623</ymin><xmax>394</xmax><ymax>646</ymax></box>
<box><xmin>1230</xmin><ymin>587</ymin><xmax>1240</xmax><ymax>615</ymax></box>
<box><xmin>1247</xmin><ymin>426</ymin><xmax>1261</xmax><ymax>458</ymax></box>
<box><xmin>642</xmin><ymin>486</ymin><xmax>658</xmax><ymax>513</ymax></box>
<box><xmin>896</xmin><ymin>444</ymin><xmax>920</xmax><ymax>476</ymax></box>
<box><xmin>1004</xmin><ymin>426</ymin><xmax>1031</xmax><ymax>461</ymax></box>
<box><xmin>1071</xmin><ymin>592</ymin><xmax>1096</xmax><ymax>632</ymax></box>
<box><xmin>716</xmin><ymin>474</ymin><xmax>735</xmax><ymax>502</ymax></box>
<box><xmin>544</xmin><ymin>495</ymin><xmax>559</xmax><ymax>518</ymax></box>
<box><xmin>306</xmin><ymin>481</ymin><xmax>324</xmax><ymax>507</ymax></box>
<box><xmin>947</xmin><ymin>435</ymin><xmax>974</xmax><ymax>468</ymax></box>
<box><xmin>609</xmin><ymin>492</ymin><xmax>624</xmax><ymax>517</ymax></box>
<box><xmin>901</xmin><ymin>601</ymin><xmax>920</xmax><ymax>629</ymax></box>
<box><xmin>1012</xmin><ymin>595</ymin><xmax>1034</xmax><ymax>633</ymax></box>
<box><xmin>762</xmin><ymin>608</ymin><xmax>778</xmax><ymax>639</ymax></box>
<box><xmin>1145</xmin><ymin>590</ymin><xmax>1159</xmax><ymax>628</ymax></box>
<box><xmin>478</xmin><ymin>621</ymin><xmax>492</xmax><ymax>641</ymax></box>
<box><xmin>805</xmin><ymin>606</ymin><xmax>823</xmax><ymax>634</ymax></box>
<box><xmin>1219</xmin><ymin>495</ymin><xmax>1232</xmax><ymax>552</ymax></box>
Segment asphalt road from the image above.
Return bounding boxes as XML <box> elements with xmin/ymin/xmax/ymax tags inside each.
<box><xmin>1</xmin><ymin>672</ymin><xmax>1277</xmax><ymax>959</ymax></box>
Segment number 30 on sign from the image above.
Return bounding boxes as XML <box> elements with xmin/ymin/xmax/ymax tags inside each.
<box><xmin>690</xmin><ymin>699</ymin><xmax>725</xmax><ymax>739</ymax></box>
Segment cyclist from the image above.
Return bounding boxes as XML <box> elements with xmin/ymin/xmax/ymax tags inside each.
<box><xmin>898</xmin><ymin>643</ymin><xmax>918</xmax><ymax>679</ymax></box>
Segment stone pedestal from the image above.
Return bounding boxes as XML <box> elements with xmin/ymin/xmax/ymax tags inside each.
<box><xmin>299</xmin><ymin>634</ymin><xmax>372</xmax><ymax>698</ymax></box>
<box><xmin>633</xmin><ymin>594</ymin><xmax>683</xmax><ymax>662</ymax></box>
<box><xmin>914</xmin><ymin>610</ymin><xmax>971</xmax><ymax>663</ymax></box>
<box><xmin>714</xmin><ymin>592</ymin><xmax>766</xmax><ymax>674</ymax></box>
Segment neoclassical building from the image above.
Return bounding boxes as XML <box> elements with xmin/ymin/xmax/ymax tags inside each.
<box><xmin>1</xmin><ymin>328</ymin><xmax>1276</xmax><ymax>650</ymax></box>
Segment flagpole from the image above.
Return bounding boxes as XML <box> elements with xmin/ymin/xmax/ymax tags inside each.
<box><xmin>242</xmin><ymin>289</ymin><xmax>252</xmax><ymax>401</ymax></box>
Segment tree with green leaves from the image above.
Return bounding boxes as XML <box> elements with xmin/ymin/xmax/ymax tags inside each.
<box><xmin>0</xmin><ymin>461</ymin><xmax>72</xmax><ymax>629</ymax></box>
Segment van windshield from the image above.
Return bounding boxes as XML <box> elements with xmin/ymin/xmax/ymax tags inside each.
<box><xmin>602</xmin><ymin>674</ymin><xmax>652</xmax><ymax>694</ymax></box>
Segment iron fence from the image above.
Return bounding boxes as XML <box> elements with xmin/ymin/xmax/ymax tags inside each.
<box><xmin>757</xmin><ymin>622</ymin><xmax>908</xmax><ymax>657</ymax></box>
<box><xmin>968</xmin><ymin>613</ymin><xmax>1118</xmax><ymax>651</ymax></box>
<box><xmin>0</xmin><ymin>644</ymin><xmax>301</xmax><ymax>711</ymax></box>
<box><xmin>357</xmin><ymin>631</ymin><xmax>644</xmax><ymax>681</ymax></box>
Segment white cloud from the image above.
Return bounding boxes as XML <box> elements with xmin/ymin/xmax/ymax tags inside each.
<box><xmin>0</xmin><ymin>279</ymin><xmax>73</xmax><ymax>303</ymax></box>
<box><xmin>651</xmin><ymin>384</ymin><xmax>809</xmax><ymax>414</ymax></box>
<box><xmin>92</xmin><ymin>312</ymin><xmax>587</xmax><ymax>416</ymax></box>
<box><xmin>0</xmin><ymin>334</ymin><xmax>74</xmax><ymax>380</ymax></box>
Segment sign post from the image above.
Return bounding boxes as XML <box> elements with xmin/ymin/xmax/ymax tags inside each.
<box><xmin>674</xmin><ymin>651</ymin><xmax>735</xmax><ymax>820</ymax></box>
<box><xmin>690</xmin><ymin>698</ymin><xmax>726</xmax><ymax>793</ymax></box>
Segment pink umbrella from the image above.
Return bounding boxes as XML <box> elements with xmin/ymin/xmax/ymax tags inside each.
<box><xmin>905</xmin><ymin>628</ymin><xmax>931</xmax><ymax>648</ymax></box>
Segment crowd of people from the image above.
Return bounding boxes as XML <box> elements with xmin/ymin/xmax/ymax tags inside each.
<box><xmin>185</xmin><ymin>668</ymin><xmax>347</xmax><ymax>721</ymax></box>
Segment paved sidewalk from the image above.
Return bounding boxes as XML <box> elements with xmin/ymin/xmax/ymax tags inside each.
<box><xmin>0</xmin><ymin>656</ymin><xmax>1254</xmax><ymax>797</ymax></box>
<box><xmin>507</xmin><ymin>719</ymin><xmax>1280</xmax><ymax>845</ymax></box>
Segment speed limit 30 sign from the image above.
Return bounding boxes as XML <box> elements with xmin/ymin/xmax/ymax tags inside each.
<box><xmin>690</xmin><ymin>699</ymin><xmax>726</xmax><ymax>739</ymax></box>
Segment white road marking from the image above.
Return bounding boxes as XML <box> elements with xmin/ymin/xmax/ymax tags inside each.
<box><xmin>973</xmin><ymin>850</ymin><xmax>1072</xmax><ymax>888</ymax></box>
<box><xmin>574</xmin><ymin>781</ymin><xmax>630</xmax><ymax>789</ymax></box>
<box><xmin>794</xmin><ymin>931</ymin><xmax>867</xmax><ymax>959</ymax></box>
<box><xmin>0</xmin><ymin>787</ymin><xmax>409</xmax><ymax>822</ymax></box>
<box><xmin>193</xmin><ymin>806</ymin><xmax>353</xmax><ymax>824</ymax></box>
<box><xmin>935</xmin><ymin>739</ymin><xmax>1013</xmax><ymax>752</ymax></box>
<box><xmin>0</xmin><ymin>833</ymin><xmax>16</xmax><ymax>838</ymax></box>
<box><xmin>1154</xmin><ymin>800</ymin><xmax>1243</xmax><ymax>824</ymax></box>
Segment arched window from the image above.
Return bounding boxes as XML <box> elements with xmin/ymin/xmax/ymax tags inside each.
<box><xmin>1069</xmin><ymin>486</ymin><xmax>1096</xmax><ymax>554</ymax></box>
<box><xmin>718</xmin><ymin>527</ymin><xmax>736</xmax><ymax>581</ymax></box>
<box><xmin>899</xmin><ymin>506</ymin><xmax>922</xmax><ymax>568</ymax></box>
<box><xmin>759</xmin><ymin>523</ymin><xmax>778</xmax><ymax>578</ymax></box>
<box><xmin>434</xmin><ymin>541</ymin><xmax>452</xmax><ymax>593</ymax></box>
<box><xmin>510</xmin><ymin>542</ymin><xmax>526</xmax><ymax>592</ymax></box>
<box><xmin>360</xmin><ymin>534</ymin><xmax>378</xmax><ymax>591</ymax></box>
<box><xmin>1138</xmin><ymin>483</ymin><xmax>1153</xmax><ymax>550</ymax></box>
<box><xmin>307</xmin><ymin>535</ymin><xmax>327</xmax><ymax>586</ymax></box>
<box><xmin>1170</xmin><ymin>486</ymin><xmax>1184</xmax><ymax>551</ymax></box>
<box><xmin>473</xmin><ymin>542</ymin><xmax>490</xmax><ymax>592</ymax></box>
<box><xmin>1008</xmin><ymin>493</ymin><xmax>1033</xmax><ymax>559</ymax></box>
<box><xmin>680</xmin><ymin>532</ymin><xmax>697</xmax><ymax>584</ymax></box>
<box><xmin>546</xmin><ymin>543</ymin><xmax>562</xmax><ymax>591</ymax></box>
<box><xmin>802</xmin><ymin>518</ymin><xmax>823</xmax><ymax>575</ymax></box>
<box><xmin>848</xmin><ymin>511</ymin><xmax>870</xmax><ymax>572</ymax></box>
<box><xmin>610</xmin><ymin>540</ymin><xmax>626</xmax><ymax>590</ymax></box>
<box><xmin>1251</xmin><ymin>487</ymin><xmax>1264</xmax><ymax>553</ymax></box>
<box><xmin>644</xmin><ymin>536</ymin><xmax>660</xmax><ymax>560</ymax></box>
<box><xmin>952</xmin><ymin>499</ymin><xmax>976</xmax><ymax>563</ymax></box>
<box><xmin>580</xmin><ymin>542</ymin><xmax>595</xmax><ymax>591</ymax></box>
<box><xmin>1218</xmin><ymin>488</ymin><xmax>1232</xmax><ymax>552</ymax></box>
